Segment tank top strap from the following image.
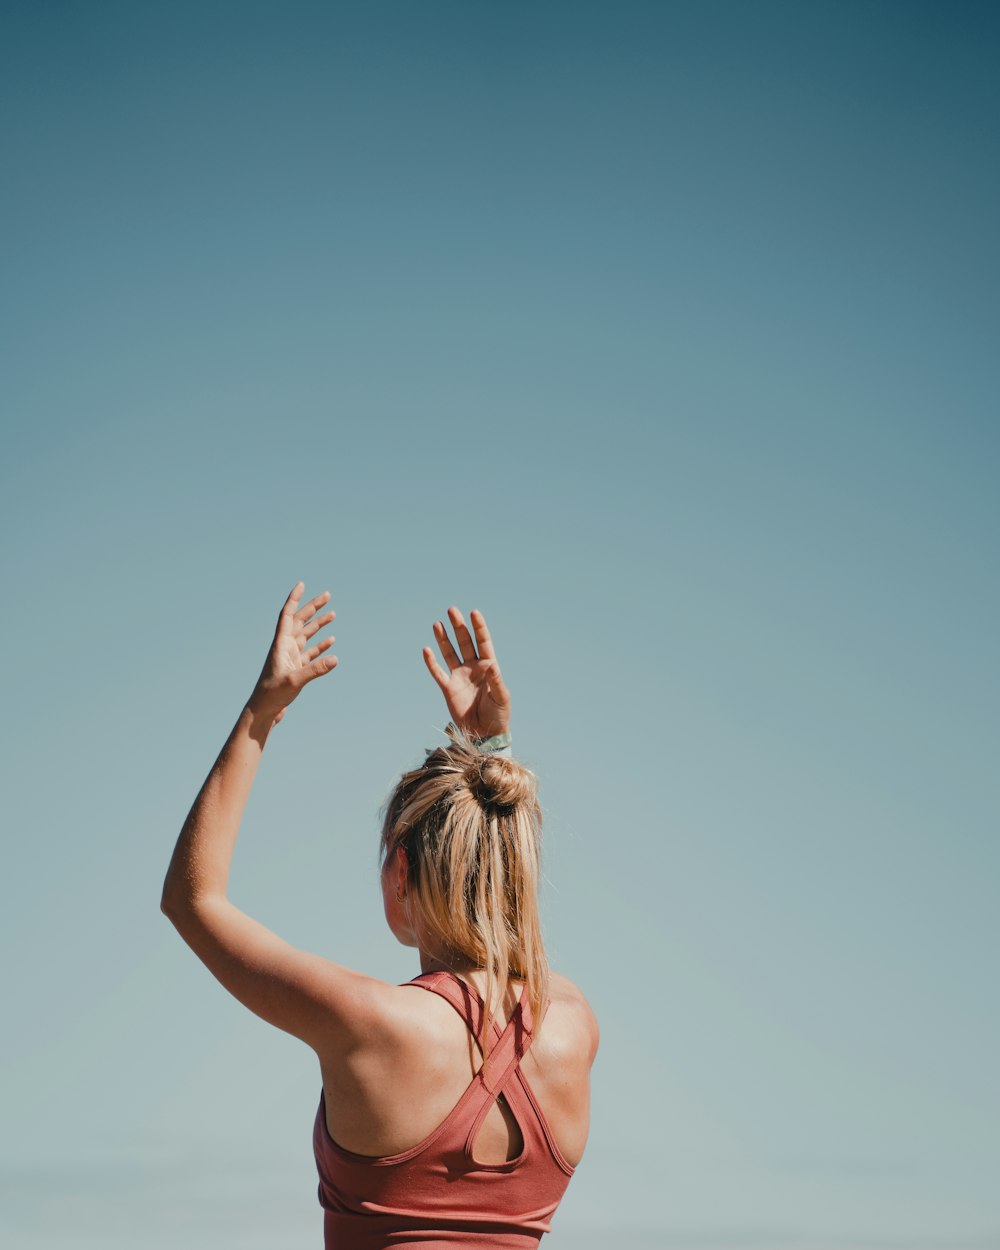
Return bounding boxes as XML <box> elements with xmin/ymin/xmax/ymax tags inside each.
<box><xmin>407</xmin><ymin>971</ymin><xmax>495</xmax><ymax>1043</ymax></box>
<box><xmin>406</xmin><ymin>972</ymin><xmax>537</xmax><ymax>1155</ymax></box>
<box><xmin>405</xmin><ymin>970</ymin><xmax>535</xmax><ymax>1052</ymax></box>
<box><xmin>475</xmin><ymin>1004</ymin><xmax>530</xmax><ymax>1094</ymax></box>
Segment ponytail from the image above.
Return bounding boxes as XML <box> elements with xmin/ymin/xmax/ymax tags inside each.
<box><xmin>380</xmin><ymin>728</ymin><xmax>548</xmax><ymax>1058</ymax></box>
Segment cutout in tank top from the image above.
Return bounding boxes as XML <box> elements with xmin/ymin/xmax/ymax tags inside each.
<box><xmin>313</xmin><ymin>971</ymin><xmax>575</xmax><ymax>1249</ymax></box>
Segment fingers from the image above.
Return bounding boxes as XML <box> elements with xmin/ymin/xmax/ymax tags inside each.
<box><xmin>295</xmin><ymin>589</ymin><xmax>331</xmax><ymax>624</ymax></box>
<box><xmin>278</xmin><ymin>584</ymin><xmax>334</xmax><ymax>650</ymax></box>
<box><xmin>302</xmin><ymin>652</ymin><xmax>338</xmax><ymax>684</ymax></box>
<box><xmin>434</xmin><ymin>608</ymin><xmax>498</xmax><ymax>669</ymax></box>
<box><xmin>303</xmin><ymin>635</ymin><xmax>335</xmax><ymax>663</ymax></box>
<box><xmin>300</xmin><ymin>610</ymin><xmax>335</xmax><ymax>646</ymax></box>
<box><xmin>433</xmin><ymin>619</ymin><xmax>463</xmax><ymax>671</ymax></box>
<box><xmin>423</xmin><ymin>645</ymin><xmax>451</xmax><ymax>691</ymax></box>
<box><xmin>470</xmin><ymin>609</ymin><xmax>495</xmax><ymax>660</ymax></box>
<box><xmin>447</xmin><ymin>606</ymin><xmax>477</xmax><ymax>663</ymax></box>
<box><xmin>280</xmin><ymin>581</ymin><xmax>305</xmax><ymax>621</ymax></box>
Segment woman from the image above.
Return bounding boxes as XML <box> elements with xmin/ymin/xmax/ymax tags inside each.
<box><xmin>162</xmin><ymin>583</ymin><xmax>599</xmax><ymax>1249</ymax></box>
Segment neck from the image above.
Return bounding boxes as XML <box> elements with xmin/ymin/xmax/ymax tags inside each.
<box><xmin>418</xmin><ymin>946</ymin><xmax>481</xmax><ymax>977</ymax></box>
<box><xmin>418</xmin><ymin>950</ymin><xmax>527</xmax><ymax>1025</ymax></box>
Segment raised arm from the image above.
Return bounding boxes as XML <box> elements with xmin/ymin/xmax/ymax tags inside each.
<box><xmin>161</xmin><ymin>582</ymin><xmax>337</xmax><ymax>910</ymax></box>
<box><xmin>422</xmin><ymin>607</ymin><xmax>511</xmax><ymax>742</ymax></box>
<box><xmin>160</xmin><ymin>584</ymin><xmax>386</xmax><ymax>1053</ymax></box>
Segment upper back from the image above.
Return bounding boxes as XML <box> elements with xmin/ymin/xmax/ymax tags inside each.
<box><xmin>313</xmin><ymin>970</ymin><xmax>596</xmax><ymax>1247</ymax></box>
<box><xmin>316</xmin><ymin>969</ymin><xmax>597</xmax><ymax>1169</ymax></box>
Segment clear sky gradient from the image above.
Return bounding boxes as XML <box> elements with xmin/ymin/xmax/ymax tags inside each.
<box><xmin>2</xmin><ymin>2</ymin><xmax>998</xmax><ymax>1247</ymax></box>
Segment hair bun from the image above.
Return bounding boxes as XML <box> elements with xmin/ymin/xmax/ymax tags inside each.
<box><xmin>468</xmin><ymin>754</ymin><xmax>535</xmax><ymax>809</ymax></box>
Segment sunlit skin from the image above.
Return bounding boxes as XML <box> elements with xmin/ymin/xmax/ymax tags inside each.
<box><xmin>162</xmin><ymin>585</ymin><xmax>598</xmax><ymax>1169</ymax></box>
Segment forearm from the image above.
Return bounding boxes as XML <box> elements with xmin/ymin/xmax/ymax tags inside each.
<box><xmin>161</xmin><ymin>697</ymin><xmax>273</xmax><ymax>915</ymax></box>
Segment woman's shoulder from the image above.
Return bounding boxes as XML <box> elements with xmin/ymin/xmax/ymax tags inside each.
<box><xmin>544</xmin><ymin>971</ymin><xmax>600</xmax><ymax>1065</ymax></box>
<box><xmin>338</xmin><ymin>968</ymin><xmax>598</xmax><ymax>1068</ymax></box>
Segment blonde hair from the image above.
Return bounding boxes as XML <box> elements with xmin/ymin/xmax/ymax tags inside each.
<box><xmin>380</xmin><ymin>727</ymin><xmax>548</xmax><ymax>1057</ymax></box>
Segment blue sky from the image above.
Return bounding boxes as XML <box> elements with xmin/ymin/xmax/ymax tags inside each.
<box><xmin>2</xmin><ymin>2</ymin><xmax>998</xmax><ymax>1246</ymax></box>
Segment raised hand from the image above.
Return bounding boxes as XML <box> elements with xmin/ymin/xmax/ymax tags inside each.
<box><xmin>423</xmin><ymin>607</ymin><xmax>510</xmax><ymax>740</ymax></box>
<box><xmin>249</xmin><ymin>583</ymin><xmax>338</xmax><ymax>725</ymax></box>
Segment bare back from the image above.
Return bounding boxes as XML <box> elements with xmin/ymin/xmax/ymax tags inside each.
<box><xmin>316</xmin><ymin>970</ymin><xmax>597</xmax><ymax>1168</ymax></box>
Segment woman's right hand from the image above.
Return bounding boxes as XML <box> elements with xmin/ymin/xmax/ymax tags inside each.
<box><xmin>423</xmin><ymin>607</ymin><xmax>511</xmax><ymax>740</ymax></box>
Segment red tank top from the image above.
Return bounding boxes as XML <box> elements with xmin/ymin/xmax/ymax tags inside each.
<box><xmin>313</xmin><ymin>971</ymin><xmax>576</xmax><ymax>1249</ymax></box>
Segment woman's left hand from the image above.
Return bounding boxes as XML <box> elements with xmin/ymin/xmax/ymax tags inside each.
<box><xmin>248</xmin><ymin>582</ymin><xmax>338</xmax><ymax>725</ymax></box>
<box><xmin>423</xmin><ymin>607</ymin><xmax>510</xmax><ymax>740</ymax></box>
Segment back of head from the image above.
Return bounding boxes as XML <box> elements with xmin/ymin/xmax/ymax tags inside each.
<box><xmin>380</xmin><ymin>728</ymin><xmax>548</xmax><ymax>1047</ymax></box>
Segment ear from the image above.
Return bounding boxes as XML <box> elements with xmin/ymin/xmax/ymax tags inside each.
<box><xmin>395</xmin><ymin>845</ymin><xmax>409</xmax><ymax>896</ymax></box>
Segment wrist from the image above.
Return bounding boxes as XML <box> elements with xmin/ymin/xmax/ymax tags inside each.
<box><xmin>244</xmin><ymin>692</ymin><xmax>280</xmax><ymax>734</ymax></box>
<box><xmin>473</xmin><ymin>730</ymin><xmax>513</xmax><ymax>754</ymax></box>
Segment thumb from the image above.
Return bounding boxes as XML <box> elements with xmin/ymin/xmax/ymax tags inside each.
<box><xmin>486</xmin><ymin>663</ymin><xmax>509</xmax><ymax>706</ymax></box>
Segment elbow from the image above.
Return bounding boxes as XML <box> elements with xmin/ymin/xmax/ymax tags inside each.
<box><xmin>161</xmin><ymin>863</ymin><xmax>197</xmax><ymax>920</ymax></box>
<box><xmin>160</xmin><ymin>890</ymin><xmax>199</xmax><ymax>942</ymax></box>
<box><xmin>160</xmin><ymin>883</ymin><xmax>222</xmax><ymax>928</ymax></box>
<box><xmin>160</xmin><ymin>876</ymin><xmax>193</xmax><ymax>923</ymax></box>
